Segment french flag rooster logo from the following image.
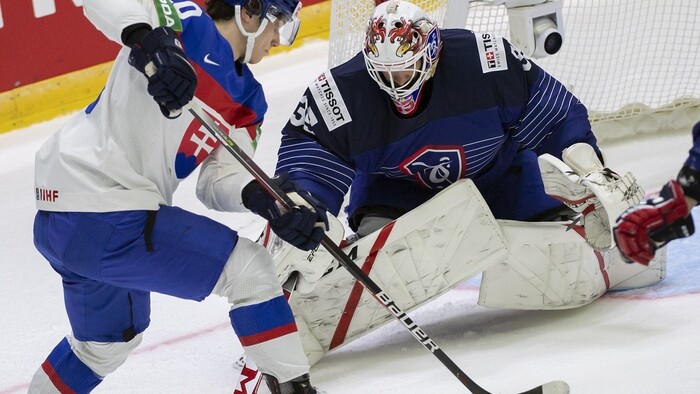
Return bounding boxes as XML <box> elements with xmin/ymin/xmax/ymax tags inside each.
<box><xmin>400</xmin><ymin>145</ymin><xmax>466</xmax><ymax>188</ymax></box>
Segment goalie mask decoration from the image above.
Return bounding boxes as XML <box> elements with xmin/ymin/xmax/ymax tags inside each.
<box><xmin>363</xmin><ymin>0</ymin><xmax>442</xmax><ymax>115</ymax></box>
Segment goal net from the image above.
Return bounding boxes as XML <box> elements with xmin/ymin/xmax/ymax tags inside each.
<box><xmin>328</xmin><ymin>0</ymin><xmax>700</xmax><ymax>140</ymax></box>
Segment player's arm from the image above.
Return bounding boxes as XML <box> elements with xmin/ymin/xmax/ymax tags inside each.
<box><xmin>83</xmin><ymin>0</ymin><xmax>196</xmax><ymax>117</ymax></box>
<box><xmin>502</xmin><ymin>35</ymin><xmax>643</xmax><ymax>250</ymax></box>
<box><xmin>614</xmin><ymin>179</ymin><xmax>695</xmax><ymax>265</ymax></box>
<box><xmin>500</xmin><ymin>39</ymin><xmax>599</xmax><ymax>160</ymax></box>
<box><xmin>614</xmin><ymin>121</ymin><xmax>700</xmax><ymax>264</ymax></box>
<box><xmin>82</xmin><ymin>0</ymin><xmax>154</xmax><ymax>45</ymax></box>
<box><xmin>195</xmin><ymin>121</ymin><xmax>329</xmax><ymax>251</ymax></box>
<box><xmin>196</xmin><ymin>123</ymin><xmax>260</xmax><ymax>213</ymax></box>
<box><xmin>679</xmin><ymin>120</ymin><xmax>700</xmax><ymax>205</ymax></box>
<box><xmin>274</xmin><ymin>89</ymin><xmax>356</xmax><ymax>216</ymax></box>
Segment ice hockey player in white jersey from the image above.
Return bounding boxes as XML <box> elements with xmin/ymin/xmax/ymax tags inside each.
<box><xmin>255</xmin><ymin>0</ymin><xmax>664</xmax><ymax>366</ymax></box>
<box><xmin>29</xmin><ymin>0</ymin><xmax>327</xmax><ymax>393</ymax></box>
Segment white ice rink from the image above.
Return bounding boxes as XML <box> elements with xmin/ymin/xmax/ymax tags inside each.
<box><xmin>2</xmin><ymin>40</ymin><xmax>700</xmax><ymax>394</ymax></box>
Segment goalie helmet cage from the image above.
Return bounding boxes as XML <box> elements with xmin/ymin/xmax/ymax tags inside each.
<box><xmin>328</xmin><ymin>0</ymin><xmax>700</xmax><ymax>141</ymax></box>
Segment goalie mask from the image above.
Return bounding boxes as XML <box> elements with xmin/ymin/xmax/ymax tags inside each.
<box><xmin>363</xmin><ymin>0</ymin><xmax>442</xmax><ymax>115</ymax></box>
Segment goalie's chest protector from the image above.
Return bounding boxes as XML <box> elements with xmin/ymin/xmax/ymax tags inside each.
<box><xmin>311</xmin><ymin>29</ymin><xmax>532</xmax><ymax>190</ymax></box>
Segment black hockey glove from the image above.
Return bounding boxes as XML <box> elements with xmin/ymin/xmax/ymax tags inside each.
<box><xmin>242</xmin><ymin>174</ymin><xmax>329</xmax><ymax>251</ymax></box>
<box><xmin>126</xmin><ymin>26</ymin><xmax>197</xmax><ymax>118</ymax></box>
<box><xmin>614</xmin><ymin>180</ymin><xmax>695</xmax><ymax>265</ymax></box>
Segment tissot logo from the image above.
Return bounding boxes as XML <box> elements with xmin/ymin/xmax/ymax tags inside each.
<box><xmin>317</xmin><ymin>74</ymin><xmax>346</xmax><ymax>122</ymax></box>
<box><xmin>481</xmin><ymin>34</ymin><xmax>498</xmax><ymax>68</ymax></box>
<box><xmin>310</xmin><ymin>72</ymin><xmax>351</xmax><ymax>131</ymax></box>
<box><xmin>476</xmin><ymin>33</ymin><xmax>507</xmax><ymax>73</ymax></box>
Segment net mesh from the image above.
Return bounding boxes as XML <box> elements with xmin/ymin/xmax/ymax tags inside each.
<box><xmin>328</xmin><ymin>0</ymin><xmax>700</xmax><ymax>126</ymax></box>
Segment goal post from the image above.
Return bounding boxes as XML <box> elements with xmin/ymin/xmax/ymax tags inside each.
<box><xmin>327</xmin><ymin>0</ymin><xmax>700</xmax><ymax>140</ymax></box>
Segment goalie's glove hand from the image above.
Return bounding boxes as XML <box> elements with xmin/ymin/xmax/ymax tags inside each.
<box><xmin>614</xmin><ymin>180</ymin><xmax>694</xmax><ymax>265</ymax></box>
<box><xmin>127</xmin><ymin>26</ymin><xmax>197</xmax><ymax>118</ymax></box>
<box><xmin>243</xmin><ymin>174</ymin><xmax>329</xmax><ymax>251</ymax></box>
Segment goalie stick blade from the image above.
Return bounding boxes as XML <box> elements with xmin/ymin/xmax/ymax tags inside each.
<box><xmin>518</xmin><ymin>380</ymin><xmax>570</xmax><ymax>394</ymax></box>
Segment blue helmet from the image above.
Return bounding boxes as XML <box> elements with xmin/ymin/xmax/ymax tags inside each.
<box><xmin>224</xmin><ymin>0</ymin><xmax>301</xmax><ymax>46</ymax></box>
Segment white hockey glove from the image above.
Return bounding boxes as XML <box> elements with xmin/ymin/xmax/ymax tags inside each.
<box><xmin>539</xmin><ymin>143</ymin><xmax>644</xmax><ymax>250</ymax></box>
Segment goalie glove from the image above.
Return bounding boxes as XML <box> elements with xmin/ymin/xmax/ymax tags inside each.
<box><xmin>539</xmin><ymin>143</ymin><xmax>645</xmax><ymax>250</ymax></box>
<box><xmin>242</xmin><ymin>173</ymin><xmax>329</xmax><ymax>251</ymax></box>
<box><xmin>614</xmin><ymin>180</ymin><xmax>694</xmax><ymax>265</ymax></box>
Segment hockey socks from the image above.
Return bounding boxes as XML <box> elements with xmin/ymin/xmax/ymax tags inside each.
<box><xmin>28</xmin><ymin>337</ymin><xmax>102</xmax><ymax>393</ymax></box>
<box><xmin>229</xmin><ymin>295</ymin><xmax>309</xmax><ymax>384</ymax></box>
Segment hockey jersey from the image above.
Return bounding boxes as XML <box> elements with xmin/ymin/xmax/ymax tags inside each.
<box><xmin>685</xmin><ymin>121</ymin><xmax>700</xmax><ymax>171</ymax></box>
<box><xmin>276</xmin><ymin>29</ymin><xmax>598</xmax><ymax>219</ymax></box>
<box><xmin>34</xmin><ymin>0</ymin><xmax>264</xmax><ymax>213</ymax></box>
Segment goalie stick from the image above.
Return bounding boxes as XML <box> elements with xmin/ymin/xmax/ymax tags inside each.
<box><xmin>188</xmin><ymin>104</ymin><xmax>570</xmax><ymax>394</ymax></box>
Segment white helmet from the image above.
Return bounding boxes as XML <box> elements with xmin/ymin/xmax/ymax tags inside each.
<box><xmin>363</xmin><ymin>0</ymin><xmax>441</xmax><ymax>115</ymax></box>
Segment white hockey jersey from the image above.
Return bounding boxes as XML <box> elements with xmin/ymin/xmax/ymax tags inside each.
<box><xmin>35</xmin><ymin>0</ymin><xmax>265</xmax><ymax>213</ymax></box>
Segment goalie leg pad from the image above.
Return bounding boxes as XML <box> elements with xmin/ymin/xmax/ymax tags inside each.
<box><xmin>286</xmin><ymin>179</ymin><xmax>508</xmax><ymax>364</ymax></box>
<box><xmin>605</xmin><ymin>246</ymin><xmax>667</xmax><ymax>290</ymax></box>
<box><xmin>479</xmin><ymin>220</ymin><xmax>609</xmax><ymax>310</ymax></box>
<box><xmin>477</xmin><ymin>220</ymin><xmax>667</xmax><ymax>310</ymax></box>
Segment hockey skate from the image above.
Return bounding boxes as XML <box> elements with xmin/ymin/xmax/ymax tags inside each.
<box><xmin>538</xmin><ymin>143</ymin><xmax>644</xmax><ymax>250</ymax></box>
<box><xmin>263</xmin><ymin>373</ymin><xmax>321</xmax><ymax>394</ymax></box>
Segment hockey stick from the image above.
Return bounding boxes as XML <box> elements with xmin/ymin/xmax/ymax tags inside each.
<box><xmin>189</xmin><ymin>105</ymin><xmax>569</xmax><ymax>394</ymax></box>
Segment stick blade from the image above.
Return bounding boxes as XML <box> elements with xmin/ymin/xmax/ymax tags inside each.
<box><xmin>518</xmin><ymin>380</ymin><xmax>570</xmax><ymax>394</ymax></box>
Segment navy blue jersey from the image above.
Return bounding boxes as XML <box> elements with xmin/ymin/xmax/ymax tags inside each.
<box><xmin>276</xmin><ymin>29</ymin><xmax>597</xmax><ymax>220</ymax></box>
<box><xmin>685</xmin><ymin>121</ymin><xmax>700</xmax><ymax>171</ymax></box>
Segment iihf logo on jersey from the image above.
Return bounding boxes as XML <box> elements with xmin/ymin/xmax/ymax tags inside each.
<box><xmin>400</xmin><ymin>146</ymin><xmax>466</xmax><ymax>188</ymax></box>
<box><xmin>175</xmin><ymin>113</ymin><xmax>221</xmax><ymax>179</ymax></box>
<box><xmin>36</xmin><ymin>187</ymin><xmax>59</xmax><ymax>202</ymax></box>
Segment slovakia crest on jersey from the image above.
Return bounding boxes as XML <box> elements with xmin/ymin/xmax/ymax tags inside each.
<box><xmin>400</xmin><ymin>145</ymin><xmax>466</xmax><ymax>188</ymax></box>
<box><xmin>175</xmin><ymin>113</ymin><xmax>222</xmax><ymax>179</ymax></box>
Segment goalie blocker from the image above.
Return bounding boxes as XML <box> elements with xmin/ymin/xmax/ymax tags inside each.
<box><xmin>259</xmin><ymin>178</ymin><xmax>665</xmax><ymax>365</ymax></box>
